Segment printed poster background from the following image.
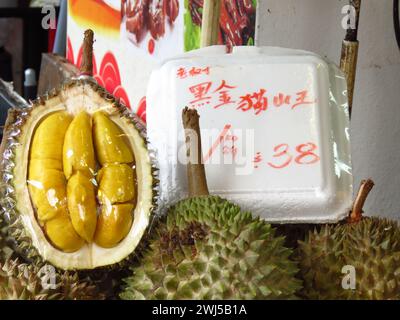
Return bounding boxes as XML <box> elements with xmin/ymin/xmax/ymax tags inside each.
<box><xmin>67</xmin><ymin>0</ymin><xmax>257</xmax><ymax>122</ymax></box>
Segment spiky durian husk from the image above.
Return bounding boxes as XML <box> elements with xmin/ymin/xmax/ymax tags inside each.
<box><xmin>0</xmin><ymin>258</ymin><xmax>104</xmax><ymax>300</ymax></box>
<box><xmin>1</xmin><ymin>216</ymin><xmax>105</xmax><ymax>300</ymax></box>
<box><xmin>296</xmin><ymin>217</ymin><xmax>400</xmax><ymax>300</ymax></box>
<box><xmin>0</xmin><ymin>234</ymin><xmax>11</xmax><ymax>263</ymax></box>
<box><xmin>0</xmin><ymin>214</ymin><xmax>13</xmax><ymax>263</ymax></box>
<box><xmin>120</xmin><ymin>196</ymin><xmax>301</xmax><ymax>300</ymax></box>
<box><xmin>0</xmin><ymin>78</ymin><xmax>158</xmax><ymax>271</ymax></box>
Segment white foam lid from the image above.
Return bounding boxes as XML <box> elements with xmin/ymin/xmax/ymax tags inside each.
<box><xmin>147</xmin><ymin>46</ymin><xmax>352</xmax><ymax>223</ymax></box>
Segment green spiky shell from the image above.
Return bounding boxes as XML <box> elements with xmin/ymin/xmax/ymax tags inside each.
<box><xmin>296</xmin><ymin>217</ymin><xmax>400</xmax><ymax>300</ymax></box>
<box><xmin>0</xmin><ymin>258</ymin><xmax>104</xmax><ymax>300</ymax></box>
<box><xmin>120</xmin><ymin>196</ymin><xmax>301</xmax><ymax>300</ymax></box>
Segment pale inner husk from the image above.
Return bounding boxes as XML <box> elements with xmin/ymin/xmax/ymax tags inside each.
<box><xmin>13</xmin><ymin>83</ymin><xmax>153</xmax><ymax>269</ymax></box>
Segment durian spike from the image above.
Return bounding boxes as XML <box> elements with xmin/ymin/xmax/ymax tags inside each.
<box><xmin>182</xmin><ymin>107</ymin><xmax>209</xmax><ymax>197</ymax></box>
<box><xmin>80</xmin><ymin>29</ymin><xmax>94</xmax><ymax>76</ymax></box>
<box><xmin>348</xmin><ymin>178</ymin><xmax>374</xmax><ymax>223</ymax></box>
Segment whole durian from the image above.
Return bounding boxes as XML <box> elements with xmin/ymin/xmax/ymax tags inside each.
<box><xmin>0</xmin><ymin>258</ymin><xmax>103</xmax><ymax>300</ymax></box>
<box><xmin>120</xmin><ymin>108</ymin><xmax>301</xmax><ymax>300</ymax></box>
<box><xmin>296</xmin><ymin>179</ymin><xmax>400</xmax><ymax>300</ymax></box>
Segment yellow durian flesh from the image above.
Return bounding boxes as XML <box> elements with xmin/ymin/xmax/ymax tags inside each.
<box><xmin>30</xmin><ymin>112</ymin><xmax>72</xmax><ymax>160</ymax></box>
<box><xmin>45</xmin><ymin>210</ymin><xmax>85</xmax><ymax>253</ymax></box>
<box><xmin>97</xmin><ymin>164</ymin><xmax>135</xmax><ymax>204</ymax></box>
<box><xmin>94</xmin><ymin>203</ymin><xmax>134</xmax><ymax>248</ymax></box>
<box><xmin>29</xmin><ymin>159</ymin><xmax>62</xmax><ymax>172</ymax></box>
<box><xmin>27</xmin><ymin>109</ymin><xmax>138</xmax><ymax>254</ymax></box>
<box><xmin>93</xmin><ymin>111</ymin><xmax>134</xmax><ymax>165</ymax></box>
<box><xmin>63</xmin><ymin>111</ymin><xmax>96</xmax><ymax>179</ymax></box>
<box><xmin>67</xmin><ymin>172</ymin><xmax>97</xmax><ymax>243</ymax></box>
<box><xmin>28</xmin><ymin>111</ymin><xmax>71</xmax><ymax>223</ymax></box>
<box><xmin>28</xmin><ymin>169</ymin><xmax>68</xmax><ymax>222</ymax></box>
<box><xmin>28</xmin><ymin>111</ymin><xmax>85</xmax><ymax>250</ymax></box>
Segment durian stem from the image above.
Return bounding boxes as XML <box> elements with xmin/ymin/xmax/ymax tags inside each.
<box><xmin>349</xmin><ymin>179</ymin><xmax>374</xmax><ymax>223</ymax></box>
<box><xmin>182</xmin><ymin>107</ymin><xmax>209</xmax><ymax>197</ymax></box>
<box><xmin>80</xmin><ymin>29</ymin><xmax>94</xmax><ymax>76</ymax></box>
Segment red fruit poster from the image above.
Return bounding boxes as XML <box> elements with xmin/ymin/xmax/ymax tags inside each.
<box><xmin>67</xmin><ymin>0</ymin><xmax>257</xmax><ymax>122</ymax></box>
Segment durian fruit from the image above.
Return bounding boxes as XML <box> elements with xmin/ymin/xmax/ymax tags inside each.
<box><xmin>296</xmin><ymin>179</ymin><xmax>400</xmax><ymax>300</ymax></box>
<box><xmin>121</xmin><ymin>196</ymin><xmax>301</xmax><ymax>300</ymax></box>
<box><xmin>120</xmin><ymin>108</ymin><xmax>301</xmax><ymax>300</ymax></box>
<box><xmin>0</xmin><ymin>30</ymin><xmax>155</xmax><ymax>270</ymax></box>
<box><xmin>0</xmin><ymin>259</ymin><xmax>103</xmax><ymax>300</ymax></box>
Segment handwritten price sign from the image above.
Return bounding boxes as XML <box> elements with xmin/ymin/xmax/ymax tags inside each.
<box><xmin>173</xmin><ymin>63</ymin><xmax>324</xmax><ymax>188</ymax></box>
<box><xmin>147</xmin><ymin>47</ymin><xmax>352</xmax><ymax>222</ymax></box>
<box><xmin>177</xmin><ymin>69</ymin><xmax>317</xmax><ymax>113</ymax></box>
<box><xmin>204</xmin><ymin>124</ymin><xmax>320</xmax><ymax>169</ymax></box>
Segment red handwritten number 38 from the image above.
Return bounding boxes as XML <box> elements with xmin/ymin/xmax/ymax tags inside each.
<box><xmin>268</xmin><ymin>143</ymin><xmax>320</xmax><ymax>169</ymax></box>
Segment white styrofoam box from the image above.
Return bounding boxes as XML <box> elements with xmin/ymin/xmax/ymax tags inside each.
<box><xmin>147</xmin><ymin>46</ymin><xmax>352</xmax><ymax>223</ymax></box>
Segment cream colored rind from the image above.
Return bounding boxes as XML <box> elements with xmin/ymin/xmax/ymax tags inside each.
<box><xmin>4</xmin><ymin>79</ymin><xmax>154</xmax><ymax>270</ymax></box>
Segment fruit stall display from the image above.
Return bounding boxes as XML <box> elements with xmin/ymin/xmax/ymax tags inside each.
<box><xmin>0</xmin><ymin>0</ymin><xmax>399</xmax><ymax>300</ymax></box>
<box><xmin>1</xmin><ymin>73</ymin><xmax>399</xmax><ymax>298</ymax></box>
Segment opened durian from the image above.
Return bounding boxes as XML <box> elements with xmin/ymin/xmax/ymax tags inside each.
<box><xmin>120</xmin><ymin>108</ymin><xmax>301</xmax><ymax>300</ymax></box>
<box><xmin>296</xmin><ymin>179</ymin><xmax>400</xmax><ymax>300</ymax></box>
<box><xmin>0</xmin><ymin>30</ymin><xmax>154</xmax><ymax>270</ymax></box>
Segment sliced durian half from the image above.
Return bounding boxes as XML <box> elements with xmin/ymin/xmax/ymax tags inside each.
<box><xmin>1</xmin><ymin>78</ymin><xmax>155</xmax><ymax>270</ymax></box>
